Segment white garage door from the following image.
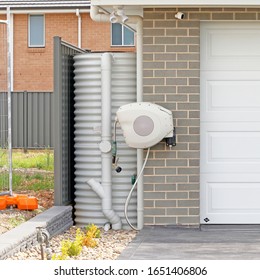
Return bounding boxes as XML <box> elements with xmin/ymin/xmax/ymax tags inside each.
<box><xmin>200</xmin><ymin>22</ymin><xmax>260</xmax><ymax>224</ymax></box>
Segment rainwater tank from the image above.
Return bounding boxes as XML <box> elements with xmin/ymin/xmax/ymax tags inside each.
<box><xmin>73</xmin><ymin>52</ymin><xmax>137</xmax><ymax>229</ymax></box>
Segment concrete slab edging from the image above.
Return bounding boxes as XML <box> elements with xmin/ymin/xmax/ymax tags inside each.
<box><xmin>0</xmin><ymin>206</ymin><xmax>73</xmax><ymax>260</ymax></box>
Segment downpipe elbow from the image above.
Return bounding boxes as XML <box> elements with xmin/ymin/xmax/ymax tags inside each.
<box><xmin>102</xmin><ymin>208</ymin><xmax>122</xmax><ymax>230</ymax></box>
<box><xmin>87</xmin><ymin>179</ymin><xmax>122</xmax><ymax>230</ymax></box>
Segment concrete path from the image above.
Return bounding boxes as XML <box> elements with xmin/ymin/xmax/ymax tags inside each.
<box><xmin>118</xmin><ymin>226</ymin><xmax>260</xmax><ymax>260</ymax></box>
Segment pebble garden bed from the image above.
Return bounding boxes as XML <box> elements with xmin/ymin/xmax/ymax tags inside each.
<box><xmin>6</xmin><ymin>226</ymin><xmax>137</xmax><ymax>260</ymax></box>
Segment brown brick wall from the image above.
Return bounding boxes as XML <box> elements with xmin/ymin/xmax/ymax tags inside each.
<box><xmin>0</xmin><ymin>12</ymin><xmax>135</xmax><ymax>92</ymax></box>
<box><xmin>143</xmin><ymin>7</ymin><xmax>260</xmax><ymax>226</ymax></box>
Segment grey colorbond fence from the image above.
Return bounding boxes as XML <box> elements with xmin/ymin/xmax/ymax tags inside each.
<box><xmin>0</xmin><ymin>91</ymin><xmax>53</xmax><ymax>149</ymax></box>
<box><xmin>53</xmin><ymin>36</ymin><xmax>87</xmax><ymax>206</ymax></box>
<box><xmin>0</xmin><ymin>93</ymin><xmax>8</xmax><ymax>148</ymax></box>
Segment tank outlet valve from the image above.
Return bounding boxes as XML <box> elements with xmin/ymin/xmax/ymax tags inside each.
<box><xmin>131</xmin><ymin>174</ymin><xmax>137</xmax><ymax>185</ymax></box>
<box><xmin>112</xmin><ymin>141</ymin><xmax>117</xmax><ymax>164</ymax></box>
<box><xmin>115</xmin><ymin>166</ymin><xmax>122</xmax><ymax>173</ymax></box>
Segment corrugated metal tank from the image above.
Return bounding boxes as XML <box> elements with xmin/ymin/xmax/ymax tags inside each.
<box><xmin>73</xmin><ymin>52</ymin><xmax>137</xmax><ymax>229</ymax></box>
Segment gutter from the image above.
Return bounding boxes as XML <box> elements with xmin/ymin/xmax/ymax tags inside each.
<box><xmin>0</xmin><ymin>9</ymin><xmax>90</xmax><ymax>14</ymax></box>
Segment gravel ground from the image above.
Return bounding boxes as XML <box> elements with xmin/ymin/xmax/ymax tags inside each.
<box><xmin>6</xmin><ymin>226</ymin><xmax>137</xmax><ymax>260</ymax></box>
<box><xmin>0</xmin><ymin>209</ymin><xmax>40</xmax><ymax>235</ymax></box>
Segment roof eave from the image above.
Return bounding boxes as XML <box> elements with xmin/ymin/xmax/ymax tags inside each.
<box><xmin>0</xmin><ymin>1</ymin><xmax>90</xmax><ymax>10</ymax></box>
<box><xmin>91</xmin><ymin>0</ymin><xmax>260</xmax><ymax>7</ymax></box>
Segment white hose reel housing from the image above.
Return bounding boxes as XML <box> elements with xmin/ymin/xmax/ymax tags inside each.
<box><xmin>116</xmin><ymin>102</ymin><xmax>175</xmax><ymax>149</ymax></box>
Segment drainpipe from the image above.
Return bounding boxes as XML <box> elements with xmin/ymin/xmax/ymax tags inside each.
<box><xmin>90</xmin><ymin>5</ymin><xmax>144</xmax><ymax>230</ymax></box>
<box><xmin>76</xmin><ymin>9</ymin><xmax>81</xmax><ymax>48</ymax></box>
<box><xmin>87</xmin><ymin>53</ymin><xmax>122</xmax><ymax>230</ymax></box>
<box><xmin>132</xmin><ymin>16</ymin><xmax>144</xmax><ymax>231</ymax></box>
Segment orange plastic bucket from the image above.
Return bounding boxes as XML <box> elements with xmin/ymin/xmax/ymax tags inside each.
<box><xmin>0</xmin><ymin>197</ymin><xmax>7</xmax><ymax>210</ymax></box>
<box><xmin>6</xmin><ymin>195</ymin><xmax>18</xmax><ymax>206</ymax></box>
<box><xmin>17</xmin><ymin>196</ymin><xmax>38</xmax><ymax>210</ymax></box>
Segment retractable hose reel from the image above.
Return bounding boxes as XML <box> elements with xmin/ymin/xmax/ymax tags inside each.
<box><xmin>113</xmin><ymin>102</ymin><xmax>176</xmax><ymax>230</ymax></box>
<box><xmin>116</xmin><ymin>102</ymin><xmax>175</xmax><ymax>149</ymax></box>
<box><xmin>113</xmin><ymin>102</ymin><xmax>176</xmax><ymax>169</ymax></box>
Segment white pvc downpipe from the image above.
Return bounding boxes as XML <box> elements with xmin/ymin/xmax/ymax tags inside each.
<box><xmin>76</xmin><ymin>9</ymin><xmax>82</xmax><ymax>48</ymax></box>
<box><xmin>87</xmin><ymin>53</ymin><xmax>122</xmax><ymax>230</ymax></box>
<box><xmin>90</xmin><ymin>5</ymin><xmax>144</xmax><ymax>230</ymax></box>
<box><xmin>134</xmin><ymin>15</ymin><xmax>144</xmax><ymax>231</ymax></box>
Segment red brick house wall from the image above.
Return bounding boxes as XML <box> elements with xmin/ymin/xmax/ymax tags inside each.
<box><xmin>0</xmin><ymin>12</ymin><xmax>135</xmax><ymax>92</ymax></box>
<box><xmin>0</xmin><ymin>15</ymin><xmax>7</xmax><ymax>91</ymax></box>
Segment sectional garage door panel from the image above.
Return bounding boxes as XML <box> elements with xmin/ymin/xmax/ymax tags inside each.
<box><xmin>200</xmin><ymin>72</ymin><xmax>260</xmax><ymax>122</ymax></box>
<box><xmin>200</xmin><ymin>22</ymin><xmax>260</xmax><ymax>224</ymax></box>
<box><xmin>201</xmin><ymin>22</ymin><xmax>260</xmax><ymax>71</ymax></box>
<box><xmin>201</xmin><ymin>123</ymin><xmax>260</xmax><ymax>174</ymax></box>
<box><xmin>200</xmin><ymin>175</ymin><xmax>260</xmax><ymax>224</ymax></box>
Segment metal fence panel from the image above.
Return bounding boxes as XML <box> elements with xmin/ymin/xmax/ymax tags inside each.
<box><xmin>0</xmin><ymin>91</ymin><xmax>53</xmax><ymax>149</ymax></box>
<box><xmin>0</xmin><ymin>93</ymin><xmax>8</xmax><ymax>148</ymax></box>
<box><xmin>53</xmin><ymin>36</ymin><xmax>87</xmax><ymax>206</ymax></box>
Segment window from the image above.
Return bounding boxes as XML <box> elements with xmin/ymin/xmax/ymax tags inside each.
<box><xmin>29</xmin><ymin>15</ymin><xmax>45</xmax><ymax>47</ymax></box>
<box><xmin>111</xmin><ymin>23</ymin><xmax>135</xmax><ymax>46</ymax></box>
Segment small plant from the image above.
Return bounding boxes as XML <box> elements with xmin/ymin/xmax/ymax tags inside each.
<box><xmin>82</xmin><ymin>232</ymin><xmax>98</xmax><ymax>248</ymax></box>
<box><xmin>82</xmin><ymin>224</ymin><xmax>101</xmax><ymax>248</ymax></box>
<box><xmin>51</xmin><ymin>225</ymin><xmax>101</xmax><ymax>260</ymax></box>
<box><xmin>51</xmin><ymin>253</ymin><xmax>67</xmax><ymax>260</ymax></box>
<box><xmin>63</xmin><ymin>239</ymin><xmax>82</xmax><ymax>257</ymax></box>
<box><xmin>52</xmin><ymin>228</ymin><xmax>83</xmax><ymax>260</ymax></box>
<box><xmin>86</xmin><ymin>224</ymin><xmax>101</xmax><ymax>238</ymax></box>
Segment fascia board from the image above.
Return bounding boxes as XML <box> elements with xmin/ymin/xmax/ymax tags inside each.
<box><xmin>91</xmin><ymin>0</ymin><xmax>260</xmax><ymax>7</ymax></box>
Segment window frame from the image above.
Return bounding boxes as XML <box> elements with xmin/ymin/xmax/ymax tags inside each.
<box><xmin>28</xmin><ymin>14</ymin><xmax>45</xmax><ymax>48</ymax></box>
<box><xmin>111</xmin><ymin>23</ymin><xmax>135</xmax><ymax>47</ymax></box>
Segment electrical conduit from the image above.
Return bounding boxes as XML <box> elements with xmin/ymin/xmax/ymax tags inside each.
<box><xmin>87</xmin><ymin>53</ymin><xmax>122</xmax><ymax>230</ymax></box>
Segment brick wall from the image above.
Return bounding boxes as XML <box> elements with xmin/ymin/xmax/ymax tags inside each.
<box><xmin>142</xmin><ymin>7</ymin><xmax>260</xmax><ymax>226</ymax></box>
<box><xmin>0</xmin><ymin>12</ymin><xmax>135</xmax><ymax>92</ymax></box>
